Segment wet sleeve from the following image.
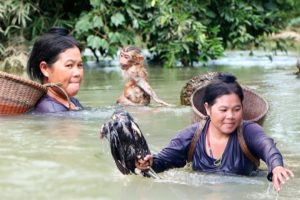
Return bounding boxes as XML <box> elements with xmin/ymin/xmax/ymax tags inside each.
<box><xmin>35</xmin><ymin>99</ymin><xmax>62</xmax><ymax>113</ymax></box>
<box><xmin>152</xmin><ymin>123</ymin><xmax>198</xmax><ymax>173</ymax></box>
<box><xmin>243</xmin><ymin>122</ymin><xmax>284</xmax><ymax>181</ymax></box>
<box><xmin>34</xmin><ymin>96</ymin><xmax>67</xmax><ymax>113</ymax></box>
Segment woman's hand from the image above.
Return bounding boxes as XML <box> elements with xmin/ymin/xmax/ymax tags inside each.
<box><xmin>135</xmin><ymin>154</ymin><xmax>153</xmax><ymax>171</ymax></box>
<box><xmin>272</xmin><ymin>166</ymin><xmax>294</xmax><ymax>192</ymax></box>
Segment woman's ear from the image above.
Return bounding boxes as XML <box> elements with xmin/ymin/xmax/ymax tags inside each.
<box><xmin>39</xmin><ymin>61</ymin><xmax>49</xmax><ymax>77</ymax></box>
<box><xmin>204</xmin><ymin>102</ymin><xmax>210</xmax><ymax>116</ymax></box>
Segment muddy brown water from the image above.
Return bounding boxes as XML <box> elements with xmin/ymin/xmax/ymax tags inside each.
<box><xmin>1</xmin><ymin>52</ymin><xmax>299</xmax><ymax>200</ymax></box>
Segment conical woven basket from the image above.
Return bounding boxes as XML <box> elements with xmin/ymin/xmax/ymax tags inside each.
<box><xmin>191</xmin><ymin>85</ymin><xmax>269</xmax><ymax>126</ymax></box>
<box><xmin>0</xmin><ymin>71</ymin><xmax>47</xmax><ymax>115</ymax></box>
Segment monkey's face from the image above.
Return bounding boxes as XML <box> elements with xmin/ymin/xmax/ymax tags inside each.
<box><xmin>120</xmin><ymin>51</ymin><xmax>134</xmax><ymax>70</ymax></box>
<box><xmin>119</xmin><ymin>51</ymin><xmax>144</xmax><ymax>70</ymax></box>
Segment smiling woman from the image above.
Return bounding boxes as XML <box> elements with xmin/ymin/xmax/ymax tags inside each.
<box><xmin>136</xmin><ymin>73</ymin><xmax>294</xmax><ymax>193</ymax></box>
<box><xmin>27</xmin><ymin>27</ymin><xmax>84</xmax><ymax>113</ymax></box>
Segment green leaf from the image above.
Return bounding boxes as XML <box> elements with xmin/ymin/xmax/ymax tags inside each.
<box><xmin>151</xmin><ymin>0</ymin><xmax>157</xmax><ymax>7</ymax></box>
<box><xmin>90</xmin><ymin>0</ymin><xmax>101</xmax><ymax>8</ymax></box>
<box><xmin>87</xmin><ymin>35</ymin><xmax>101</xmax><ymax>49</ymax></box>
<box><xmin>111</xmin><ymin>12</ymin><xmax>125</xmax><ymax>27</ymax></box>
<box><xmin>130</xmin><ymin>4</ymin><xmax>141</xmax><ymax>10</ymax></box>
<box><xmin>159</xmin><ymin>16</ymin><xmax>168</xmax><ymax>26</ymax></box>
<box><xmin>93</xmin><ymin>15</ymin><xmax>103</xmax><ymax>28</ymax></box>
<box><xmin>107</xmin><ymin>46</ymin><xmax>119</xmax><ymax>57</ymax></box>
<box><xmin>182</xmin><ymin>44</ymin><xmax>190</xmax><ymax>54</ymax></box>
<box><xmin>75</xmin><ymin>14</ymin><xmax>93</xmax><ymax>33</ymax></box>
<box><xmin>132</xmin><ymin>19</ymin><xmax>139</xmax><ymax>29</ymax></box>
<box><xmin>108</xmin><ymin>32</ymin><xmax>121</xmax><ymax>43</ymax></box>
<box><xmin>87</xmin><ymin>35</ymin><xmax>109</xmax><ymax>49</ymax></box>
<box><xmin>98</xmin><ymin>38</ymin><xmax>109</xmax><ymax>49</ymax></box>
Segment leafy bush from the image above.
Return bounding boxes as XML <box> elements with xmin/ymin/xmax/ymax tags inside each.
<box><xmin>0</xmin><ymin>0</ymin><xmax>298</xmax><ymax>68</ymax></box>
<box><xmin>143</xmin><ymin>0</ymin><xmax>224</xmax><ymax>67</ymax></box>
<box><xmin>75</xmin><ymin>0</ymin><xmax>296</xmax><ymax>67</ymax></box>
<box><xmin>0</xmin><ymin>0</ymin><xmax>36</xmax><ymax>56</ymax></box>
<box><xmin>74</xmin><ymin>0</ymin><xmax>151</xmax><ymax>61</ymax></box>
<box><xmin>0</xmin><ymin>0</ymin><xmax>89</xmax><ymax>58</ymax></box>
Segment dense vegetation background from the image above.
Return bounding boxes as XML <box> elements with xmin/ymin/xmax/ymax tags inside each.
<box><xmin>1</xmin><ymin>0</ymin><xmax>300</xmax><ymax>70</ymax></box>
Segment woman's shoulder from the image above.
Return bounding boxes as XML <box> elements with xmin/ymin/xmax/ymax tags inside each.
<box><xmin>174</xmin><ymin>122</ymin><xmax>204</xmax><ymax>142</ymax></box>
<box><xmin>243</xmin><ymin>121</ymin><xmax>264</xmax><ymax>133</ymax></box>
<box><xmin>242</xmin><ymin>120</ymin><xmax>268</xmax><ymax>143</ymax></box>
<box><xmin>34</xmin><ymin>95</ymin><xmax>68</xmax><ymax>113</ymax></box>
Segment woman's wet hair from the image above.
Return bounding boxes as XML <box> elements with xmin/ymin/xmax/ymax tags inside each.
<box><xmin>47</xmin><ymin>27</ymin><xmax>70</xmax><ymax>35</ymax></box>
<box><xmin>202</xmin><ymin>73</ymin><xmax>244</xmax><ymax>107</ymax></box>
<box><xmin>27</xmin><ymin>27</ymin><xmax>82</xmax><ymax>82</ymax></box>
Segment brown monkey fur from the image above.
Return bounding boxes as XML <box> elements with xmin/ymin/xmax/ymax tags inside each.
<box><xmin>117</xmin><ymin>46</ymin><xmax>171</xmax><ymax>106</ymax></box>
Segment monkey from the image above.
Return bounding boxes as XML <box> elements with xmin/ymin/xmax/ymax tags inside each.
<box><xmin>117</xmin><ymin>79</ymin><xmax>151</xmax><ymax>106</ymax></box>
<box><xmin>116</xmin><ymin>46</ymin><xmax>171</xmax><ymax>106</ymax></box>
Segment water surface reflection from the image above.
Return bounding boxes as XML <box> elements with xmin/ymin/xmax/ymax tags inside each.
<box><xmin>0</xmin><ymin>52</ymin><xmax>299</xmax><ymax>199</ymax></box>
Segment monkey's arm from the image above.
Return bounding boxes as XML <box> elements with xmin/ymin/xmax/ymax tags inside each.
<box><xmin>135</xmin><ymin>79</ymin><xmax>172</xmax><ymax>106</ymax></box>
<box><xmin>117</xmin><ymin>95</ymin><xmax>139</xmax><ymax>106</ymax></box>
<box><xmin>117</xmin><ymin>80</ymin><xmax>146</xmax><ymax>106</ymax></box>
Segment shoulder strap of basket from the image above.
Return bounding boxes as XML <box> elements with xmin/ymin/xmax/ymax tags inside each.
<box><xmin>187</xmin><ymin>120</ymin><xmax>260</xmax><ymax>168</ymax></box>
<box><xmin>43</xmin><ymin>83</ymin><xmax>71</xmax><ymax>110</ymax></box>
<box><xmin>237</xmin><ymin>122</ymin><xmax>260</xmax><ymax>168</ymax></box>
<box><xmin>187</xmin><ymin>119</ymin><xmax>206</xmax><ymax>163</ymax></box>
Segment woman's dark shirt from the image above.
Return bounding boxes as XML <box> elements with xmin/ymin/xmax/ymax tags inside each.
<box><xmin>152</xmin><ymin>120</ymin><xmax>283</xmax><ymax>180</ymax></box>
<box><xmin>33</xmin><ymin>94</ymin><xmax>83</xmax><ymax>113</ymax></box>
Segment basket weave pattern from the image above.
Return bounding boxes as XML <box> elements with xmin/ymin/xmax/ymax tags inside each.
<box><xmin>191</xmin><ymin>85</ymin><xmax>269</xmax><ymax>126</ymax></box>
<box><xmin>0</xmin><ymin>71</ymin><xmax>47</xmax><ymax>115</ymax></box>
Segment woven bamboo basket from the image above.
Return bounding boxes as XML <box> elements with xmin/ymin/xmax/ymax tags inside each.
<box><xmin>191</xmin><ymin>85</ymin><xmax>269</xmax><ymax>126</ymax></box>
<box><xmin>0</xmin><ymin>71</ymin><xmax>47</xmax><ymax>115</ymax></box>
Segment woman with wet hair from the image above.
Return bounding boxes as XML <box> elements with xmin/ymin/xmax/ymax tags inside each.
<box><xmin>27</xmin><ymin>27</ymin><xmax>84</xmax><ymax>113</ymax></box>
<box><xmin>136</xmin><ymin>73</ymin><xmax>293</xmax><ymax>192</ymax></box>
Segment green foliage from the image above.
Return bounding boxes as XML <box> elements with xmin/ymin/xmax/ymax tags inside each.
<box><xmin>74</xmin><ymin>0</ymin><xmax>148</xmax><ymax>59</ymax></box>
<box><xmin>0</xmin><ymin>0</ymin><xmax>36</xmax><ymax>46</ymax></box>
<box><xmin>24</xmin><ymin>0</ymin><xmax>91</xmax><ymax>42</ymax></box>
<box><xmin>111</xmin><ymin>13</ymin><xmax>126</xmax><ymax>27</ymax></box>
<box><xmin>0</xmin><ymin>0</ymin><xmax>89</xmax><ymax>59</ymax></box>
<box><xmin>74</xmin><ymin>0</ymin><xmax>296</xmax><ymax>67</ymax></box>
<box><xmin>143</xmin><ymin>0</ymin><xmax>224</xmax><ymax>67</ymax></box>
<box><xmin>1</xmin><ymin>0</ymin><xmax>299</xmax><ymax>68</ymax></box>
<box><xmin>207</xmin><ymin>0</ymin><xmax>292</xmax><ymax>49</ymax></box>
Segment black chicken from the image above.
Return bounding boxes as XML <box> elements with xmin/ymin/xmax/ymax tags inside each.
<box><xmin>100</xmin><ymin>110</ymin><xmax>159</xmax><ymax>178</ymax></box>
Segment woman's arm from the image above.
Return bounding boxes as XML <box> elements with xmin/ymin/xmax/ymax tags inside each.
<box><xmin>243</xmin><ymin>122</ymin><xmax>294</xmax><ymax>192</ymax></box>
<box><xmin>136</xmin><ymin>123</ymin><xmax>199</xmax><ymax>172</ymax></box>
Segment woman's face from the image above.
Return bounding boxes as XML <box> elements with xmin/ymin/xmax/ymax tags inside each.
<box><xmin>205</xmin><ymin>93</ymin><xmax>243</xmax><ymax>135</ymax></box>
<box><xmin>43</xmin><ymin>47</ymin><xmax>83</xmax><ymax>96</ymax></box>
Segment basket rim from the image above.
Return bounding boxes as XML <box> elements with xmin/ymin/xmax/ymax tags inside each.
<box><xmin>0</xmin><ymin>70</ymin><xmax>47</xmax><ymax>92</ymax></box>
<box><xmin>191</xmin><ymin>84</ymin><xmax>269</xmax><ymax>122</ymax></box>
<box><xmin>241</xmin><ymin>86</ymin><xmax>269</xmax><ymax>122</ymax></box>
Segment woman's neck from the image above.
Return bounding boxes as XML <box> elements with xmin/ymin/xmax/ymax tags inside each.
<box><xmin>208</xmin><ymin>122</ymin><xmax>229</xmax><ymax>140</ymax></box>
<box><xmin>206</xmin><ymin>121</ymin><xmax>230</xmax><ymax>159</ymax></box>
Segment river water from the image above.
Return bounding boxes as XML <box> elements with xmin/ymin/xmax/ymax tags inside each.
<box><xmin>0</xmin><ymin>52</ymin><xmax>299</xmax><ymax>200</ymax></box>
